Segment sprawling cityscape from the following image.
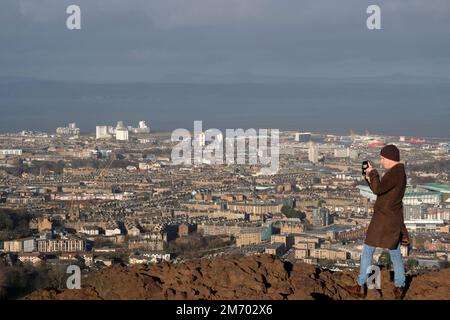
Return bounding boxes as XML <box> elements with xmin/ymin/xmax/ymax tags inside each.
<box><xmin>1</xmin><ymin>120</ymin><xmax>449</xmax><ymax>298</ymax></box>
<box><xmin>1</xmin><ymin>0</ymin><xmax>450</xmax><ymax>305</ymax></box>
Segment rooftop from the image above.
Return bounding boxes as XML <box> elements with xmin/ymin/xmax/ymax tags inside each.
<box><xmin>421</xmin><ymin>183</ymin><xmax>450</xmax><ymax>193</ymax></box>
<box><xmin>357</xmin><ymin>185</ymin><xmax>441</xmax><ymax>197</ymax></box>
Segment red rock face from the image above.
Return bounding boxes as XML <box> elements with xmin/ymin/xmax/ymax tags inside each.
<box><xmin>23</xmin><ymin>254</ymin><xmax>450</xmax><ymax>300</ymax></box>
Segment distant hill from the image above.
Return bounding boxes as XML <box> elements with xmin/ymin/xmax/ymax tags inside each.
<box><xmin>1</xmin><ymin>75</ymin><xmax>450</xmax><ymax>137</ymax></box>
<box><xmin>158</xmin><ymin>72</ymin><xmax>450</xmax><ymax>84</ymax></box>
<box><xmin>2</xmin><ymin>74</ymin><xmax>450</xmax><ymax>85</ymax></box>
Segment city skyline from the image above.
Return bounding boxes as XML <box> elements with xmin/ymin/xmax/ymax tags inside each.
<box><xmin>1</xmin><ymin>124</ymin><xmax>449</xmax><ymax>300</ymax></box>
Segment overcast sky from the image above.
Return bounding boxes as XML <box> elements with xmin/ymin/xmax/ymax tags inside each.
<box><xmin>1</xmin><ymin>0</ymin><xmax>450</xmax><ymax>82</ymax></box>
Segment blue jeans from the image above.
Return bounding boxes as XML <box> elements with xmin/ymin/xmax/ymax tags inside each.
<box><xmin>357</xmin><ymin>243</ymin><xmax>405</xmax><ymax>288</ymax></box>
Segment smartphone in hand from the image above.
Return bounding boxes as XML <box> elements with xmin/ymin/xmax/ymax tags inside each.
<box><xmin>362</xmin><ymin>160</ymin><xmax>370</xmax><ymax>175</ymax></box>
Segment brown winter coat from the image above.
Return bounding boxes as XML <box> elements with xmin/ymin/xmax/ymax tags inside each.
<box><xmin>364</xmin><ymin>163</ymin><xmax>409</xmax><ymax>249</ymax></box>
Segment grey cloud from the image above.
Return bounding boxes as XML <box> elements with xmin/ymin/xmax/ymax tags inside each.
<box><xmin>0</xmin><ymin>0</ymin><xmax>449</xmax><ymax>81</ymax></box>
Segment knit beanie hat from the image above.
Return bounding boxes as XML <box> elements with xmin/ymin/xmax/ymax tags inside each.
<box><xmin>380</xmin><ymin>144</ymin><xmax>400</xmax><ymax>161</ymax></box>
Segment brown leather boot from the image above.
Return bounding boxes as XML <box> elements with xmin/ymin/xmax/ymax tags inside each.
<box><xmin>393</xmin><ymin>287</ymin><xmax>406</xmax><ymax>300</ymax></box>
<box><xmin>345</xmin><ymin>283</ymin><xmax>367</xmax><ymax>299</ymax></box>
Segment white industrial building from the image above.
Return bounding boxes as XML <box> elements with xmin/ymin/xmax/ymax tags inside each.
<box><xmin>56</xmin><ymin>122</ymin><xmax>80</xmax><ymax>136</ymax></box>
<box><xmin>96</xmin><ymin>126</ymin><xmax>112</xmax><ymax>139</ymax></box>
<box><xmin>129</xmin><ymin>120</ymin><xmax>150</xmax><ymax>134</ymax></box>
<box><xmin>0</xmin><ymin>149</ymin><xmax>22</xmax><ymax>155</ymax></box>
<box><xmin>334</xmin><ymin>147</ymin><xmax>358</xmax><ymax>159</ymax></box>
<box><xmin>116</xmin><ymin>128</ymin><xmax>129</xmax><ymax>141</ymax></box>
<box><xmin>404</xmin><ymin>219</ymin><xmax>445</xmax><ymax>232</ymax></box>
<box><xmin>357</xmin><ymin>185</ymin><xmax>442</xmax><ymax>205</ymax></box>
<box><xmin>96</xmin><ymin>120</ymin><xmax>149</xmax><ymax>140</ymax></box>
<box><xmin>295</xmin><ymin>132</ymin><xmax>311</xmax><ymax>143</ymax></box>
<box><xmin>308</xmin><ymin>142</ymin><xmax>318</xmax><ymax>164</ymax></box>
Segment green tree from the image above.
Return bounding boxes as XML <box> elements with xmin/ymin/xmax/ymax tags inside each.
<box><xmin>0</xmin><ymin>212</ymin><xmax>13</xmax><ymax>230</ymax></box>
<box><xmin>406</xmin><ymin>258</ymin><xmax>419</xmax><ymax>270</ymax></box>
<box><xmin>0</xmin><ymin>209</ymin><xmax>31</xmax><ymax>241</ymax></box>
<box><xmin>0</xmin><ymin>263</ymin><xmax>75</xmax><ymax>300</ymax></box>
<box><xmin>281</xmin><ymin>205</ymin><xmax>306</xmax><ymax>220</ymax></box>
<box><xmin>378</xmin><ymin>251</ymin><xmax>391</xmax><ymax>267</ymax></box>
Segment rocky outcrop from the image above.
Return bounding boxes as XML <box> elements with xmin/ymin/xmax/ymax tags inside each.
<box><xmin>24</xmin><ymin>254</ymin><xmax>450</xmax><ymax>300</ymax></box>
